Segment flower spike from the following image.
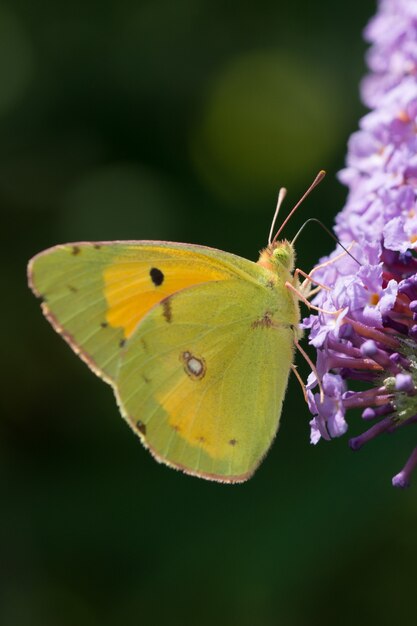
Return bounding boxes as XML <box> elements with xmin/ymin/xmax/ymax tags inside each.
<box><xmin>304</xmin><ymin>0</ymin><xmax>417</xmax><ymax>488</ymax></box>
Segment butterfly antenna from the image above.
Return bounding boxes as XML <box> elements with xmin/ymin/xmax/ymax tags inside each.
<box><xmin>268</xmin><ymin>187</ymin><xmax>287</xmax><ymax>245</ymax></box>
<box><xmin>272</xmin><ymin>170</ymin><xmax>326</xmax><ymax>243</ymax></box>
<box><xmin>291</xmin><ymin>218</ymin><xmax>361</xmax><ymax>266</ymax></box>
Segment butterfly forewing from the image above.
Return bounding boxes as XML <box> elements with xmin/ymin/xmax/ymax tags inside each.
<box><xmin>28</xmin><ymin>241</ymin><xmax>260</xmax><ymax>383</ymax></box>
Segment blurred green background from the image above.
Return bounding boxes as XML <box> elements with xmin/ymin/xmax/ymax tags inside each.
<box><xmin>2</xmin><ymin>1</ymin><xmax>415</xmax><ymax>625</ymax></box>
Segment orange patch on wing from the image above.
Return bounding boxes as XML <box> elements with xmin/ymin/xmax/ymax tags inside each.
<box><xmin>155</xmin><ymin>378</ymin><xmax>236</xmax><ymax>460</ymax></box>
<box><xmin>103</xmin><ymin>251</ymin><xmax>229</xmax><ymax>338</ymax></box>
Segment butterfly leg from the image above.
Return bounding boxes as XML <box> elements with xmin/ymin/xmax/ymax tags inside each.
<box><xmin>290</xmin><ymin>364</ymin><xmax>308</xmax><ymax>403</ymax></box>
<box><xmin>285</xmin><ymin>278</ymin><xmax>343</xmax><ymax>400</ymax></box>
<box><xmin>285</xmin><ymin>247</ymin><xmax>359</xmax><ymax>405</ymax></box>
<box><xmin>285</xmin><ymin>280</ymin><xmax>343</xmax><ymax>316</ymax></box>
<box><xmin>293</xmin><ymin>267</ymin><xmax>331</xmax><ymax>299</ymax></box>
<box><xmin>292</xmin><ymin>334</ymin><xmax>324</xmax><ymax>402</ymax></box>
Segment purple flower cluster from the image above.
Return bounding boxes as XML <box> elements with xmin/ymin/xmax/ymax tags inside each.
<box><xmin>305</xmin><ymin>0</ymin><xmax>417</xmax><ymax>487</ymax></box>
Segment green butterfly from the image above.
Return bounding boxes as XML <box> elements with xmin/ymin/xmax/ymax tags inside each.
<box><xmin>28</xmin><ymin>173</ymin><xmax>325</xmax><ymax>482</ymax></box>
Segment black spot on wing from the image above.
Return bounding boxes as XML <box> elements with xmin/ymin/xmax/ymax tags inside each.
<box><xmin>94</xmin><ymin>244</ymin><xmax>102</xmax><ymax>250</ymax></box>
<box><xmin>71</xmin><ymin>246</ymin><xmax>81</xmax><ymax>255</ymax></box>
<box><xmin>162</xmin><ymin>298</ymin><xmax>172</xmax><ymax>323</ymax></box>
<box><xmin>136</xmin><ymin>420</ymin><xmax>146</xmax><ymax>435</ymax></box>
<box><xmin>141</xmin><ymin>338</ymin><xmax>149</xmax><ymax>353</ymax></box>
<box><xmin>251</xmin><ymin>312</ymin><xmax>273</xmax><ymax>329</ymax></box>
<box><xmin>150</xmin><ymin>267</ymin><xmax>164</xmax><ymax>286</ymax></box>
<box><xmin>100</xmin><ymin>322</ymin><xmax>108</xmax><ymax>328</ymax></box>
<box><xmin>119</xmin><ymin>339</ymin><xmax>126</xmax><ymax>348</ymax></box>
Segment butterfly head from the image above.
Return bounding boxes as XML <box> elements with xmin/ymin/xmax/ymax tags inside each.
<box><xmin>258</xmin><ymin>240</ymin><xmax>295</xmax><ymax>274</ymax></box>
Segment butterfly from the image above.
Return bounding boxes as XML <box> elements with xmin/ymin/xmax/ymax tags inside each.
<box><xmin>28</xmin><ymin>172</ymin><xmax>325</xmax><ymax>483</ymax></box>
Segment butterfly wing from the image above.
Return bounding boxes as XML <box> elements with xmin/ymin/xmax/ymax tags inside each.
<box><xmin>28</xmin><ymin>241</ymin><xmax>264</xmax><ymax>383</ymax></box>
<box><xmin>29</xmin><ymin>240</ymin><xmax>297</xmax><ymax>481</ymax></box>
<box><xmin>115</xmin><ymin>279</ymin><xmax>295</xmax><ymax>482</ymax></box>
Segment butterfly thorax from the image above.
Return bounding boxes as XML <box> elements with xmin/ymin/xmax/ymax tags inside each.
<box><xmin>255</xmin><ymin>239</ymin><xmax>300</xmax><ymax>332</ymax></box>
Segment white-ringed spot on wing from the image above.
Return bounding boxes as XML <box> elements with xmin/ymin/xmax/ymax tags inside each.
<box><xmin>181</xmin><ymin>351</ymin><xmax>206</xmax><ymax>380</ymax></box>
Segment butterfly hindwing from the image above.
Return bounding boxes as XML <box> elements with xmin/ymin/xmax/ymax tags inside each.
<box><xmin>115</xmin><ymin>279</ymin><xmax>295</xmax><ymax>482</ymax></box>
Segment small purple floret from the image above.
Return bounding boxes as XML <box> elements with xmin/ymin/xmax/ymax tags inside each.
<box><xmin>395</xmin><ymin>373</ymin><xmax>414</xmax><ymax>393</ymax></box>
<box><xmin>392</xmin><ymin>473</ymin><xmax>410</xmax><ymax>488</ymax></box>
<box><xmin>349</xmin><ymin>417</ymin><xmax>394</xmax><ymax>451</ymax></box>
<box><xmin>398</xmin><ymin>275</ymin><xmax>417</xmax><ymax>300</ymax></box>
<box><xmin>392</xmin><ymin>447</ymin><xmax>417</xmax><ymax>489</ymax></box>
<box><xmin>360</xmin><ymin>339</ymin><xmax>378</xmax><ymax>357</ymax></box>
<box><xmin>362</xmin><ymin>404</ymin><xmax>393</xmax><ymax>420</ymax></box>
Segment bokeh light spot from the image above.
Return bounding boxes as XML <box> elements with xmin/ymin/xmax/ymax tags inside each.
<box><xmin>190</xmin><ymin>50</ymin><xmax>346</xmax><ymax>206</ymax></box>
<box><xmin>0</xmin><ymin>6</ymin><xmax>34</xmax><ymax>116</ymax></box>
